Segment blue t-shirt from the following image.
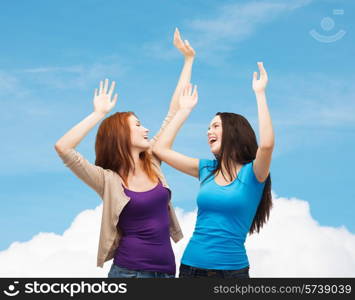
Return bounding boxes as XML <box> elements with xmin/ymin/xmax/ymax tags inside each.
<box><xmin>181</xmin><ymin>159</ymin><xmax>266</xmax><ymax>270</ymax></box>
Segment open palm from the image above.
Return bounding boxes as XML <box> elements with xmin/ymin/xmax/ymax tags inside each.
<box><xmin>252</xmin><ymin>62</ymin><xmax>268</xmax><ymax>93</ymax></box>
<box><xmin>93</xmin><ymin>79</ymin><xmax>118</xmax><ymax>115</ymax></box>
<box><xmin>179</xmin><ymin>83</ymin><xmax>198</xmax><ymax>110</ymax></box>
<box><xmin>173</xmin><ymin>28</ymin><xmax>195</xmax><ymax>59</ymax></box>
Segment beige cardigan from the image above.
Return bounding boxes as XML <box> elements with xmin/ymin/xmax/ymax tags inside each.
<box><xmin>57</xmin><ymin>114</ymin><xmax>183</xmax><ymax>268</ymax></box>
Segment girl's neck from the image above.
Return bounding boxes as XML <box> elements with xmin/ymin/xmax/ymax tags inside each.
<box><xmin>129</xmin><ymin>149</ymin><xmax>145</xmax><ymax>176</ymax></box>
<box><xmin>219</xmin><ymin>159</ymin><xmax>242</xmax><ymax>177</ymax></box>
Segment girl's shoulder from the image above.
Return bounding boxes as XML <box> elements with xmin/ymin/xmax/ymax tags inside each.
<box><xmin>198</xmin><ymin>159</ymin><xmax>217</xmax><ymax>182</ymax></box>
<box><xmin>199</xmin><ymin>158</ymin><xmax>217</xmax><ymax>168</ymax></box>
<box><xmin>240</xmin><ymin>160</ymin><xmax>265</xmax><ymax>186</ymax></box>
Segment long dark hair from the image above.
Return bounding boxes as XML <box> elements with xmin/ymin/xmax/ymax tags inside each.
<box><xmin>94</xmin><ymin>112</ymin><xmax>159</xmax><ymax>187</ymax></box>
<box><xmin>203</xmin><ymin>112</ymin><xmax>272</xmax><ymax>234</ymax></box>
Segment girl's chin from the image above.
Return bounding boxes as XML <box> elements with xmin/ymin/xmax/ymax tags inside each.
<box><xmin>210</xmin><ymin>145</ymin><xmax>219</xmax><ymax>155</ymax></box>
<box><xmin>141</xmin><ymin>143</ymin><xmax>150</xmax><ymax>150</ymax></box>
<box><xmin>210</xmin><ymin>147</ymin><xmax>220</xmax><ymax>155</ymax></box>
<box><xmin>133</xmin><ymin>143</ymin><xmax>150</xmax><ymax>151</ymax></box>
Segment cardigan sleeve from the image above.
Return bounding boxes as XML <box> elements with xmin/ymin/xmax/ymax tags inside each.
<box><xmin>57</xmin><ymin>148</ymin><xmax>105</xmax><ymax>198</ymax></box>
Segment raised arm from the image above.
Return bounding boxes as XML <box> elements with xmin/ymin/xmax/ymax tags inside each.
<box><xmin>153</xmin><ymin>84</ymin><xmax>199</xmax><ymax>178</ymax></box>
<box><xmin>252</xmin><ymin>62</ymin><xmax>275</xmax><ymax>182</ymax></box>
<box><xmin>54</xmin><ymin>79</ymin><xmax>118</xmax><ymax>196</ymax></box>
<box><xmin>150</xmin><ymin>28</ymin><xmax>195</xmax><ymax>149</ymax></box>
<box><xmin>55</xmin><ymin>79</ymin><xmax>118</xmax><ymax>153</ymax></box>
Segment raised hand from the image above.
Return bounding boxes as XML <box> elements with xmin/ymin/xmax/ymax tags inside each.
<box><xmin>252</xmin><ymin>62</ymin><xmax>268</xmax><ymax>93</ymax></box>
<box><xmin>179</xmin><ymin>83</ymin><xmax>198</xmax><ymax>110</ymax></box>
<box><xmin>93</xmin><ymin>79</ymin><xmax>118</xmax><ymax>115</ymax></box>
<box><xmin>173</xmin><ymin>27</ymin><xmax>195</xmax><ymax>59</ymax></box>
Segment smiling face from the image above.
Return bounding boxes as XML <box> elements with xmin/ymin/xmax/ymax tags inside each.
<box><xmin>207</xmin><ymin>115</ymin><xmax>223</xmax><ymax>155</ymax></box>
<box><xmin>128</xmin><ymin>114</ymin><xmax>150</xmax><ymax>151</ymax></box>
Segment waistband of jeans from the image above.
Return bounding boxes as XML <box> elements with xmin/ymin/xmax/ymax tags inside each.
<box><xmin>115</xmin><ymin>263</ymin><xmax>174</xmax><ymax>276</ymax></box>
<box><xmin>180</xmin><ymin>263</ymin><xmax>249</xmax><ymax>275</ymax></box>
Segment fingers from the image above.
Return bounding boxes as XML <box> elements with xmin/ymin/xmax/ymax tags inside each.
<box><xmin>182</xmin><ymin>83</ymin><xmax>195</xmax><ymax>96</ymax></box>
<box><xmin>185</xmin><ymin>40</ymin><xmax>192</xmax><ymax>50</ymax></box>
<box><xmin>98</xmin><ymin>79</ymin><xmax>116</xmax><ymax>96</ymax></box>
<box><xmin>184</xmin><ymin>39</ymin><xmax>195</xmax><ymax>53</ymax></box>
<box><xmin>182</xmin><ymin>84</ymin><xmax>188</xmax><ymax>96</ymax></box>
<box><xmin>108</xmin><ymin>80</ymin><xmax>116</xmax><ymax>96</ymax></box>
<box><xmin>174</xmin><ymin>27</ymin><xmax>180</xmax><ymax>39</ymax></box>
<box><xmin>174</xmin><ymin>27</ymin><xmax>182</xmax><ymax>45</ymax></box>
<box><xmin>111</xmin><ymin>93</ymin><xmax>118</xmax><ymax>106</ymax></box>
<box><xmin>257</xmin><ymin>61</ymin><xmax>264</xmax><ymax>71</ymax></box>
<box><xmin>257</xmin><ymin>62</ymin><xmax>267</xmax><ymax>78</ymax></box>
<box><xmin>174</xmin><ymin>28</ymin><xmax>194</xmax><ymax>54</ymax></box>
<box><xmin>183</xmin><ymin>84</ymin><xmax>189</xmax><ymax>96</ymax></box>
<box><xmin>187</xmin><ymin>83</ymin><xmax>193</xmax><ymax>96</ymax></box>
<box><xmin>103</xmin><ymin>78</ymin><xmax>109</xmax><ymax>93</ymax></box>
<box><xmin>99</xmin><ymin>80</ymin><xmax>103</xmax><ymax>94</ymax></box>
<box><xmin>192</xmin><ymin>85</ymin><xmax>198</xmax><ymax>98</ymax></box>
<box><xmin>254</xmin><ymin>62</ymin><xmax>267</xmax><ymax>81</ymax></box>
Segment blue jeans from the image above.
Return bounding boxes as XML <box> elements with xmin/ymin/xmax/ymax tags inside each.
<box><xmin>179</xmin><ymin>263</ymin><xmax>250</xmax><ymax>278</ymax></box>
<box><xmin>107</xmin><ymin>263</ymin><xmax>175</xmax><ymax>278</ymax></box>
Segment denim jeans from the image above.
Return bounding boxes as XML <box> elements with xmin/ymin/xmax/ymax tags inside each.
<box><xmin>107</xmin><ymin>263</ymin><xmax>175</xmax><ymax>278</ymax></box>
<box><xmin>179</xmin><ymin>263</ymin><xmax>250</xmax><ymax>278</ymax></box>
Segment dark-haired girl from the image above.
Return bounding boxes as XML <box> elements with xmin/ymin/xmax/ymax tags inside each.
<box><xmin>54</xmin><ymin>29</ymin><xmax>195</xmax><ymax>278</ymax></box>
<box><xmin>153</xmin><ymin>62</ymin><xmax>274</xmax><ymax>278</ymax></box>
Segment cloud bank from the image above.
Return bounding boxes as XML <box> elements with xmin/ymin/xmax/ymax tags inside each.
<box><xmin>0</xmin><ymin>193</ymin><xmax>354</xmax><ymax>277</ymax></box>
<box><xmin>145</xmin><ymin>0</ymin><xmax>313</xmax><ymax>62</ymax></box>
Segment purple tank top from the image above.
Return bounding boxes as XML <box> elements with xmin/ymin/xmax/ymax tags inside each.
<box><xmin>113</xmin><ymin>181</ymin><xmax>176</xmax><ymax>275</ymax></box>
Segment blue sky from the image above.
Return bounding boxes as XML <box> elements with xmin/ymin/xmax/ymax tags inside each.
<box><xmin>0</xmin><ymin>0</ymin><xmax>354</xmax><ymax>251</ymax></box>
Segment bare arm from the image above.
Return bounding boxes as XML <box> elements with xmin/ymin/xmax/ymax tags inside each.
<box><xmin>54</xmin><ymin>79</ymin><xmax>118</xmax><ymax>196</ymax></box>
<box><xmin>55</xmin><ymin>79</ymin><xmax>117</xmax><ymax>153</ymax></box>
<box><xmin>150</xmin><ymin>28</ymin><xmax>196</xmax><ymax>150</ymax></box>
<box><xmin>252</xmin><ymin>62</ymin><xmax>274</xmax><ymax>182</ymax></box>
<box><xmin>168</xmin><ymin>28</ymin><xmax>195</xmax><ymax>114</ymax></box>
<box><xmin>55</xmin><ymin>111</ymin><xmax>106</xmax><ymax>154</ymax></box>
<box><xmin>153</xmin><ymin>84</ymin><xmax>199</xmax><ymax>178</ymax></box>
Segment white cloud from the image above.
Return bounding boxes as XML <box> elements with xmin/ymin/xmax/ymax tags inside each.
<box><xmin>246</xmin><ymin>193</ymin><xmax>355</xmax><ymax>277</ymax></box>
<box><xmin>0</xmin><ymin>193</ymin><xmax>354</xmax><ymax>277</ymax></box>
<box><xmin>189</xmin><ymin>0</ymin><xmax>311</xmax><ymax>44</ymax></box>
<box><xmin>18</xmin><ymin>60</ymin><xmax>128</xmax><ymax>90</ymax></box>
<box><xmin>144</xmin><ymin>0</ymin><xmax>313</xmax><ymax>63</ymax></box>
<box><xmin>271</xmin><ymin>72</ymin><xmax>355</xmax><ymax>127</ymax></box>
<box><xmin>143</xmin><ymin>41</ymin><xmax>179</xmax><ymax>61</ymax></box>
<box><xmin>22</xmin><ymin>66</ymin><xmax>84</xmax><ymax>74</ymax></box>
<box><xmin>0</xmin><ymin>206</ymin><xmax>106</xmax><ymax>277</ymax></box>
<box><xmin>0</xmin><ymin>70</ymin><xmax>30</xmax><ymax>99</ymax></box>
<box><xmin>201</xmin><ymin>0</ymin><xmax>311</xmax><ymax>42</ymax></box>
<box><xmin>0</xmin><ymin>71</ymin><xmax>18</xmax><ymax>91</ymax></box>
<box><xmin>0</xmin><ymin>57</ymin><xmax>128</xmax><ymax>100</ymax></box>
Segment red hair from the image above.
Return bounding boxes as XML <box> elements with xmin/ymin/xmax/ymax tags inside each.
<box><xmin>95</xmin><ymin>112</ymin><xmax>158</xmax><ymax>186</ymax></box>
